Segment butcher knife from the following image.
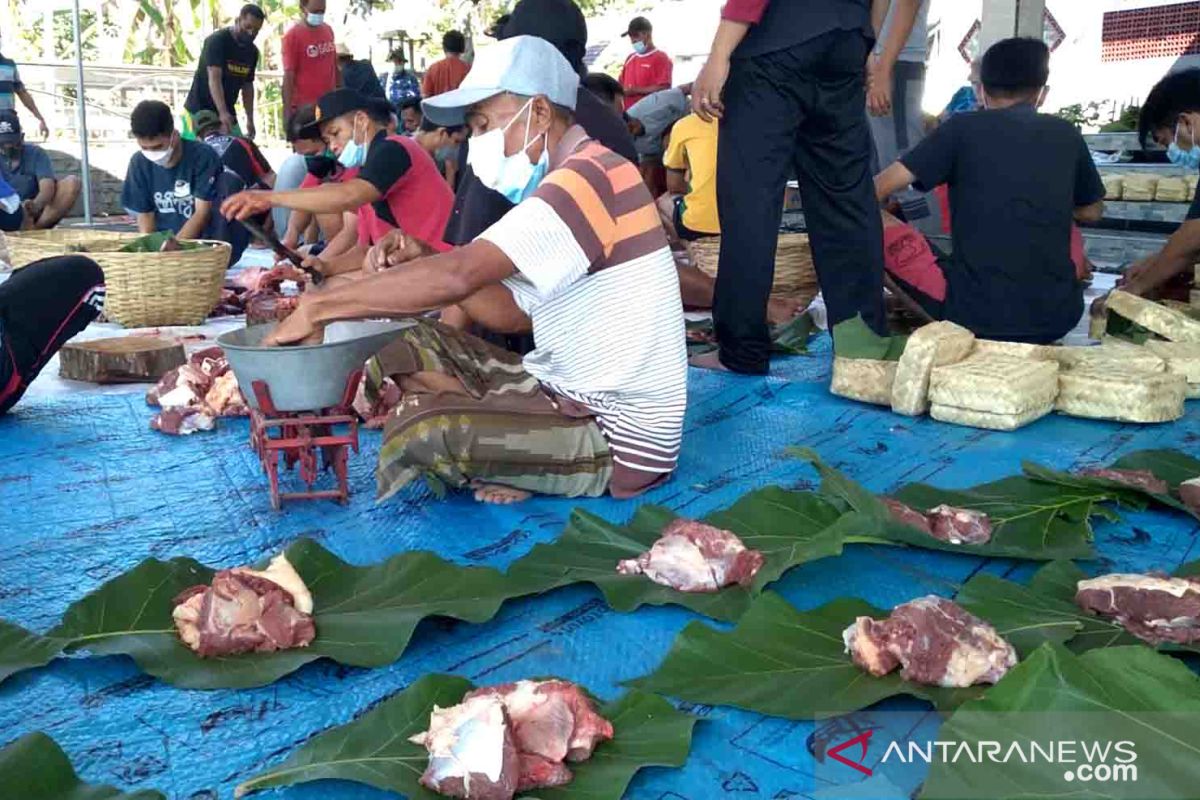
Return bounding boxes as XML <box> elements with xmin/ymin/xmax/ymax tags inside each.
<box><xmin>239</xmin><ymin>219</ymin><xmax>325</xmax><ymax>286</ymax></box>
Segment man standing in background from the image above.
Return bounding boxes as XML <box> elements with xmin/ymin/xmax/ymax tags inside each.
<box><xmin>383</xmin><ymin>48</ymin><xmax>421</xmax><ymax>107</ymax></box>
<box><xmin>867</xmin><ymin>0</ymin><xmax>934</xmax><ymax>231</ymax></box>
<box><xmin>183</xmin><ymin>4</ymin><xmax>264</xmax><ymax>140</ymax></box>
<box><xmin>0</xmin><ymin>33</ymin><xmax>49</xmax><ymax>139</ymax></box>
<box><xmin>282</xmin><ymin>0</ymin><xmax>337</xmax><ymax>117</ymax></box>
<box><xmin>619</xmin><ymin>17</ymin><xmax>672</xmax><ymax>111</ymax></box>
<box><xmin>422</xmin><ymin>31</ymin><xmax>471</xmax><ymax>98</ymax></box>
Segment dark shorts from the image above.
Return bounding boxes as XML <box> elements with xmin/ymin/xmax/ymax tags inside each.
<box><xmin>0</xmin><ymin>255</ymin><xmax>105</xmax><ymax>414</ymax></box>
<box><xmin>0</xmin><ymin>204</ymin><xmax>23</xmax><ymax>232</ymax></box>
<box><xmin>672</xmin><ymin>196</ymin><xmax>708</xmax><ymax>242</ymax></box>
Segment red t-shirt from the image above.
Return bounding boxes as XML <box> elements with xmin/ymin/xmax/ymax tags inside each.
<box><xmin>619</xmin><ymin>49</ymin><xmax>673</xmax><ymax>110</ymax></box>
<box><xmin>421</xmin><ymin>56</ymin><xmax>471</xmax><ymax>99</ymax></box>
<box><xmin>353</xmin><ymin>133</ymin><xmax>454</xmax><ymax>250</ymax></box>
<box><xmin>282</xmin><ymin>23</ymin><xmax>337</xmax><ymax>110</ymax></box>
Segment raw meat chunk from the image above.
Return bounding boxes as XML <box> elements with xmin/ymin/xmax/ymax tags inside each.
<box><xmin>1079</xmin><ymin>468</ymin><xmax>1169</xmax><ymax>495</ymax></box>
<box><xmin>409</xmin><ymin>695</ymin><xmax>521</xmax><ymax>800</ymax></box>
<box><xmin>842</xmin><ymin>596</ymin><xmax>1017</xmax><ymax>688</ymax></box>
<box><xmin>927</xmin><ymin>505</ymin><xmax>992</xmax><ymax>545</ymax></box>
<box><xmin>171</xmin><ymin>553</ymin><xmax>315</xmax><ymax>657</ymax></box>
<box><xmin>411</xmin><ymin>680</ymin><xmax>613</xmax><ymax>798</ymax></box>
<box><xmin>616</xmin><ymin>519</ymin><xmax>764</xmax><ymax>592</ymax></box>
<box><xmin>883</xmin><ymin>498</ymin><xmax>933</xmax><ymax>535</ymax></box>
<box><xmin>1181</xmin><ymin>478</ymin><xmax>1200</xmax><ymax>513</ymax></box>
<box><xmin>147</xmin><ymin>364</ymin><xmax>209</xmax><ymax>408</ymax></box>
<box><xmin>150</xmin><ymin>407</ymin><xmax>215</xmax><ymax>435</ymax></box>
<box><xmin>1075</xmin><ymin>573</ymin><xmax>1200</xmax><ymax>645</ymax></box>
<box><xmin>205</xmin><ymin>372</ymin><xmax>247</xmax><ymax>417</ymax></box>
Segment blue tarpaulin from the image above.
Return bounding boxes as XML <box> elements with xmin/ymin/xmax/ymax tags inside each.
<box><xmin>1</xmin><ymin>337</ymin><xmax>1198</xmax><ymax>799</ymax></box>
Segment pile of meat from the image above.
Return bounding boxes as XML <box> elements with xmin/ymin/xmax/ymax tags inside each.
<box><xmin>883</xmin><ymin>499</ymin><xmax>993</xmax><ymax>545</ymax></box>
<box><xmin>146</xmin><ymin>347</ymin><xmax>247</xmax><ymax>435</ymax></box>
<box><xmin>209</xmin><ymin>266</ymin><xmax>303</xmax><ymax>323</ymax></box>
<box><xmin>616</xmin><ymin>519</ymin><xmax>765</xmax><ymax>592</ymax></box>
<box><xmin>1076</xmin><ymin>573</ymin><xmax>1200</xmax><ymax>645</ymax></box>
<box><xmin>410</xmin><ymin>680</ymin><xmax>614</xmax><ymax>799</ymax></box>
<box><xmin>1077</xmin><ymin>468</ymin><xmax>1169</xmax><ymax>495</ymax></box>
<box><xmin>172</xmin><ymin>553</ymin><xmax>316</xmax><ymax>657</ymax></box>
<box><xmin>843</xmin><ymin>596</ymin><xmax>1017</xmax><ymax>688</ymax></box>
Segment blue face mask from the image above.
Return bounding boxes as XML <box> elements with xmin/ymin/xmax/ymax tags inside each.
<box><xmin>632</xmin><ymin>40</ymin><xmax>648</xmax><ymax>55</ymax></box>
<box><xmin>1169</xmin><ymin>121</ymin><xmax>1200</xmax><ymax>170</ymax></box>
<box><xmin>306</xmin><ymin>12</ymin><xmax>324</xmax><ymax>26</ymax></box>
<box><xmin>337</xmin><ymin>117</ymin><xmax>368</xmax><ymax>169</ymax></box>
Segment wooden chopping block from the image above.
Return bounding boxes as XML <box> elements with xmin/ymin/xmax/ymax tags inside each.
<box><xmin>59</xmin><ymin>336</ymin><xmax>186</xmax><ymax>384</ymax></box>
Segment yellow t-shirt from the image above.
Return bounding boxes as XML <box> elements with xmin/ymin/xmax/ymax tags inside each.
<box><xmin>662</xmin><ymin>113</ymin><xmax>719</xmax><ymax>235</ymax></box>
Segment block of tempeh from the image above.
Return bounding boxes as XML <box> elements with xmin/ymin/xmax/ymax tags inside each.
<box><xmin>1105</xmin><ymin>291</ymin><xmax>1200</xmax><ymax>343</ymax></box>
<box><xmin>931</xmin><ymin>402</ymin><xmax>1053</xmax><ymax>431</ymax></box>
<box><xmin>971</xmin><ymin>340</ymin><xmax>1058</xmax><ymax>361</ymax></box>
<box><xmin>1056</xmin><ymin>365</ymin><xmax>1186</xmax><ymax>423</ymax></box>
<box><xmin>1155</xmin><ymin>177</ymin><xmax>1190</xmax><ymax>203</ymax></box>
<box><xmin>831</xmin><ymin>357</ymin><xmax>897</xmax><ymax>406</ymax></box>
<box><xmin>1102</xmin><ymin>174</ymin><xmax>1123</xmax><ymax>200</ymax></box>
<box><xmin>1145</xmin><ymin>341</ymin><xmax>1200</xmax><ymax>388</ymax></box>
<box><xmin>1121</xmin><ymin>174</ymin><xmax>1158</xmax><ymax>201</ymax></box>
<box><xmin>1191</xmin><ymin>289</ymin><xmax>1200</xmax><ymax>309</ymax></box>
<box><xmin>1053</xmin><ymin>342</ymin><xmax>1166</xmax><ymax>373</ymax></box>
<box><xmin>929</xmin><ymin>355</ymin><xmax>1060</xmax><ymax>415</ymax></box>
<box><xmin>891</xmin><ymin>322</ymin><xmax>975</xmax><ymax>417</ymax></box>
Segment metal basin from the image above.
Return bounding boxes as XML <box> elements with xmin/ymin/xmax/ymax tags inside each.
<box><xmin>217</xmin><ymin>320</ymin><xmax>413</xmax><ymax>411</ymax></box>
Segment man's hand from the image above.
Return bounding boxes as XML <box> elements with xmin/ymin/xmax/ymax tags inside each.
<box><xmin>365</xmin><ymin>229</ymin><xmax>433</xmax><ymax>274</ymax></box>
<box><xmin>263</xmin><ymin>297</ymin><xmax>325</xmax><ymax>346</ymax></box>
<box><xmin>692</xmin><ymin>56</ymin><xmax>729</xmax><ymax>122</ymax></box>
<box><xmin>37</xmin><ymin>118</ymin><xmax>49</xmax><ymax>139</ymax></box>
<box><xmin>867</xmin><ymin>54</ymin><xmax>894</xmax><ymax>117</ymax></box>
<box><xmin>221</xmin><ymin>190</ymin><xmax>274</xmax><ymax>221</ymax></box>
<box><xmin>1117</xmin><ymin>257</ymin><xmax>1153</xmax><ymax>291</ymax></box>
<box><xmin>246</xmin><ymin>122</ymin><xmax>257</xmax><ymax>140</ymax></box>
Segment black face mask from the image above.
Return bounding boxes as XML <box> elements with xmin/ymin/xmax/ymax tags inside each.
<box><xmin>305</xmin><ymin>154</ymin><xmax>338</xmax><ymax>179</ymax></box>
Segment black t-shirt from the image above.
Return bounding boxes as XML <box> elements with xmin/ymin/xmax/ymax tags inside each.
<box><xmin>901</xmin><ymin>104</ymin><xmax>1105</xmax><ymax>343</ymax></box>
<box><xmin>185</xmin><ymin>29</ymin><xmax>259</xmax><ymax>115</ymax></box>
<box><xmin>201</xmin><ymin>133</ymin><xmax>273</xmax><ymax>188</ymax></box>
<box><xmin>443</xmin><ymin>84</ymin><xmax>639</xmax><ymax>245</ymax></box>
<box><xmin>734</xmin><ymin>0</ymin><xmax>873</xmax><ymax>59</ymax></box>
<box><xmin>1187</xmin><ymin>175</ymin><xmax>1200</xmax><ymax>221</ymax></box>
<box><xmin>358</xmin><ymin>130</ymin><xmax>412</xmax><ymax>227</ymax></box>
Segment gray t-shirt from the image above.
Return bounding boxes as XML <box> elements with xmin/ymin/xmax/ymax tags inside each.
<box><xmin>0</xmin><ymin>143</ymin><xmax>54</xmax><ymax>200</ymax></box>
<box><xmin>876</xmin><ymin>0</ymin><xmax>930</xmax><ymax>64</ymax></box>
<box><xmin>628</xmin><ymin>87</ymin><xmax>689</xmax><ymax>160</ymax></box>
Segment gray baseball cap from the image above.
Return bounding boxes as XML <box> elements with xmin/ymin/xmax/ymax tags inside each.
<box><xmin>422</xmin><ymin>35</ymin><xmax>579</xmax><ymax>126</ymax></box>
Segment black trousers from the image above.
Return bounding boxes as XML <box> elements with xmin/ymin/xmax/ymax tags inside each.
<box><xmin>0</xmin><ymin>255</ymin><xmax>105</xmax><ymax>414</ymax></box>
<box><xmin>715</xmin><ymin>30</ymin><xmax>887</xmax><ymax>374</ymax></box>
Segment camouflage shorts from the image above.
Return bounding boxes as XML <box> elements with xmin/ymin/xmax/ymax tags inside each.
<box><xmin>367</xmin><ymin>320</ymin><xmax>613</xmax><ymax>501</ymax></box>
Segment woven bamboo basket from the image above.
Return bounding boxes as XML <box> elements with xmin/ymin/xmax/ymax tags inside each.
<box><xmin>689</xmin><ymin>233</ymin><xmax>820</xmax><ymax>307</ymax></box>
<box><xmin>94</xmin><ymin>240</ymin><xmax>232</xmax><ymax>328</ymax></box>
<box><xmin>3</xmin><ymin>229</ymin><xmax>144</xmax><ymax>268</ymax></box>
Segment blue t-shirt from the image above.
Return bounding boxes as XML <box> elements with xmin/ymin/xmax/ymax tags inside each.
<box><xmin>0</xmin><ymin>143</ymin><xmax>54</xmax><ymax>199</ymax></box>
<box><xmin>121</xmin><ymin>138</ymin><xmax>220</xmax><ymax>234</ymax></box>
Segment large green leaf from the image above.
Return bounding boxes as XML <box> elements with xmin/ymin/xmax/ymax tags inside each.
<box><xmin>1023</xmin><ymin>460</ymin><xmax>1198</xmax><ymax>520</ymax></box>
<box><xmin>628</xmin><ymin>592</ymin><xmax>983</xmax><ymax>719</ymax></box>
<box><xmin>3</xmin><ymin>539</ymin><xmax>542</xmax><ymax>690</ymax></box>
<box><xmin>235</xmin><ymin>675</ymin><xmax>697</xmax><ymax>799</ymax></box>
<box><xmin>921</xmin><ymin>644</ymin><xmax>1200</xmax><ymax>800</ymax></box>
<box><xmin>0</xmin><ymin>732</ymin><xmax>164</xmax><ymax>800</ymax></box>
<box><xmin>1111</xmin><ymin>448</ymin><xmax>1200</xmax><ymax>489</ymax></box>
<box><xmin>0</xmin><ymin>620</ymin><xmax>67</xmax><ymax>684</ymax></box>
<box><xmin>793</xmin><ymin>448</ymin><xmax>1099</xmax><ymax>560</ymax></box>
<box><xmin>831</xmin><ymin>315</ymin><xmax>908</xmax><ymax>361</ymax></box>
<box><xmin>508</xmin><ymin>489</ymin><xmax>849</xmax><ymax>622</ymax></box>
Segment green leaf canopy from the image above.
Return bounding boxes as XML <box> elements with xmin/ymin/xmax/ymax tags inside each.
<box><xmin>793</xmin><ymin>448</ymin><xmax>1100</xmax><ymax>560</ymax></box>
<box><xmin>508</xmin><ymin>489</ymin><xmax>848</xmax><ymax>622</ymax></box>
<box><xmin>628</xmin><ymin>592</ymin><xmax>987</xmax><ymax>719</ymax></box>
<box><xmin>2</xmin><ymin>539</ymin><xmax>544</xmax><ymax>690</ymax></box>
<box><xmin>921</xmin><ymin>644</ymin><xmax>1200</xmax><ymax>800</ymax></box>
<box><xmin>235</xmin><ymin>674</ymin><xmax>697</xmax><ymax>800</ymax></box>
<box><xmin>0</xmin><ymin>732</ymin><xmax>164</xmax><ymax>800</ymax></box>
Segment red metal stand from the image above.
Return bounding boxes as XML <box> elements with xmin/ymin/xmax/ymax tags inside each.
<box><xmin>249</xmin><ymin>371</ymin><xmax>362</xmax><ymax>510</ymax></box>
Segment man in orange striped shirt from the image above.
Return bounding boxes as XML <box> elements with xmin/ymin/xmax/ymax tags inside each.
<box><xmin>264</xmin><ymin>36</ymin><xmax>687</xmax><ymax>506</ymax></box>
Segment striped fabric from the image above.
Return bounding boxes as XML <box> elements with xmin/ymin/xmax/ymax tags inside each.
<box><xmin>480</xmin><ymin>134</ymin><xmax>687</xmax><ymax>497</ymax></box>
<box><xmin>0</xmin><ymin>57</ymin><xmax>22</xmax><ymax>111</ymax></box>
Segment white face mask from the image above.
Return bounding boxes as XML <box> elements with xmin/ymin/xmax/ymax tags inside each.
<box><xmin>141</xmin><ymin>140</ymin><xmax>175</xmax><ymax>167</ymax></box>
<box><xmin>468</xmin><ymin>99</ymin><xmax>549</xmax><ymax>204</ymax></box>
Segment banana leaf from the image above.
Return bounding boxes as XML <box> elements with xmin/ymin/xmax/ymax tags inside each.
<box><xmin>0</xmin><ymin>620</ymin><xmax>66</xmax><ymax>684</ymax></box>
<box><xmin>792</xmin><ymin>448</ymin><xmax>1100</xmax><ymax>560</ymax></box>
<box><xmin>0</xmin><ymin>731</ymin><xmax>164</xmax><ymax>799</ymax></box>
<box><xmin>832</xmin><ymin>315</ymin><xmax>908</xmax><ymax>361</ymax></box>
<box><xmin>627</xmin><ymin>592</ymin><xmax>985</xmax><ymax>719</ymax></box>
<box><xmin>921</xmin><ymin>644</ymin><xmax>1200</xmax><ymax>800</ymax></box>
<box><xmin>1023</xmin><ymin>457</ymin><xmax>1199</xmax><ymax>520</ymax></box>
<box><xmin>1</xmin><ymin>538</ymin><xmax>544</xmax><ymax>690</ymax></box>
<box><xmin>506</xmin><ymin>488</ymin><xmax>851</xmax><ymax>622</ymax></box>
<box><xmin>235</xmin><ymin>674</ymin><xmax>697</xmax><ymax>799</ymax></box>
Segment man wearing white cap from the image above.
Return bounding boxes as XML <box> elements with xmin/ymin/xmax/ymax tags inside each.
<box><xmin>264</xmin><ymin>36</ymin><xmax>687</xmax><ymax>506</ymax></box>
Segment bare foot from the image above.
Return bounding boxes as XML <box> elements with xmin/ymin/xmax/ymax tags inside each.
<box><xmin>471</xmin><ymin>482</ymin><xmax>532</xmax><ymax>505</ymax></box>
<box><xmin>688</xmin><ymin>350</ymin><xmax>734</xmax><ymax>372</ymax></box>
<box><xmin>767</xmin><ymin>297</ymin><xmax>806</xmax><ymax>326</ymax></box>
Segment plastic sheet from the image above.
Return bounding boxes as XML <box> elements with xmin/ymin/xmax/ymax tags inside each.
<box><xmin>2</xmin><ymin>336</ymin><xmax>1199</xmax><ymax>799</ymax></box>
